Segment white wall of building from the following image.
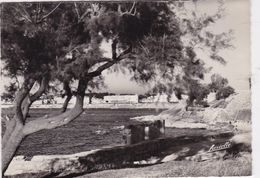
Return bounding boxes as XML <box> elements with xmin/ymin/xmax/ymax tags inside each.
<box><xmin>104</xmin><ymin>95</ymin><xmax>139</xmax><ymax>104</ymax></box>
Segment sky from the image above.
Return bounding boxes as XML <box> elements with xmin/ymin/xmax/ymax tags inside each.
<box><xmin>102</xmin><ymin>0</ymin><xmax>251</xmax><ymax>94</ymax></box>
<box><xmin>199</xmin><ymin>0</ymin><xmax>251</xmax><ymax>91</ymax></box>
<box><xmin>0</xmin><ymin>0</ymin><xmax>251</xmax><ymax>95</ymax></box>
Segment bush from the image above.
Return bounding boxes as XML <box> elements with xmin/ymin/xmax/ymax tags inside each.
<box><xmin>216</xmin><ymin>86</ymin><xmax>235</xmax><ymax>100</ymax></box>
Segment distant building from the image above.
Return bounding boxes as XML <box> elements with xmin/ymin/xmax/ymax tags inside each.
<box><xmin>104</xmin><ymin>94</ymin><xmax>139</xmax><ymax>104</ymax></box>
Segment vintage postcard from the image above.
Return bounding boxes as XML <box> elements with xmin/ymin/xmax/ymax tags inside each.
<box><xmin>0</xmin><ymin>0</ymin><xmax>253</xmax><ymax>177</ymax></box>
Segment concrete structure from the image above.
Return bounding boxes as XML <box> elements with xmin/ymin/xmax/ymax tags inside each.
<box><xmin>123</xmin><ymin>120</ymin><xmax>165</xmax><ymax>145</ymax></box>
<box><xmin>104</xmin><ymin>94</ymin><xmax>139</xmax><ymax>104</ymax></box>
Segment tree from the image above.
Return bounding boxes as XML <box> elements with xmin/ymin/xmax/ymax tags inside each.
<box><xmin>208</xmin><ymin>73</ymin><xmax>235</xmax><ymax>100</ymax></box>
<box><xmin>142</xmin><ymin>0</ymin><xmax>233</xmax><ymax>107</ymax></box>
<box><xmin>1</xmin><ymin>1</ymin><xmax>232</xmax><ymax>173</ymax></box>
<box><xmin>209</xmin><ymin>73</ymin><xmax>228</xmax><ymax>92</ymax></box>
<box><xmin>215</xmin><ymin>86</ymin><xmax>235</xmax><ymax>100</ymax></box>
<box><xmin>0</xmin><ymin>2</ymin><xmax>183</xmax><ymax>173</ymax></box>
<box><xmin>186</xmin><ymin>79</ymin><xmax>210</xmax><ymax>108</ymax></box>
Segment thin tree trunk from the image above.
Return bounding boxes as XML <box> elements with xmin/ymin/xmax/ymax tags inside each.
<box><xmin>22</xmin><ymin>77</ymin><xmax>48</xmax><ymax>117</ymax></box>
<box><xmin>61</xmin><ymin>81</ymin><xmax>72</xmax><ymax>113</ymax></box>
<box><xmin>75</xmin><ymin>78</ymin><xmax>87</xmax><ymax>108</ymax></box>
<box><xmin>2</xmin><ymin>122</ymin><xmax>25</xmax><ymax>174</ymax></box>
<box><xmin>89</xmin><ymin>96</ymin><xmax>92</xmax><ymax>104</ymax></box>
<box><xmin>61</xmin><ymin>95</ymin><xmax>72</xmax><ymax>113</ymax></box>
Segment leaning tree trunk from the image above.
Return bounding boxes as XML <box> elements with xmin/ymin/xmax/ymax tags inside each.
<box><xmin>2</xmin><ymin>77</ymin><xmax>49</xmax><ymax>172</ymax></box>
<box><xmin>2</xmin><ymin>78</ymin><xmax>35</xmax><ymax>173</ymax></box>
<box><xmin>2</xmin><ymin>120</ymin><xmax>25</xmax><ymax>173</ymax></box>
<box><xmin>2</xmin><ymin>78</ymin><xmax>88</xmax><ymax>175</ymax></box>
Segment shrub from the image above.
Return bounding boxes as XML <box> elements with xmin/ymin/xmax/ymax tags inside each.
<box><xmin>216</xmin><ymin>86</ymin><xmax>235</xmax><ymax>100</ymax></box>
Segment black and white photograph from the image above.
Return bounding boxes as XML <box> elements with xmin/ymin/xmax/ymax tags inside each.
<box><xmin>0</xmin><ymin>0</ymin><xmax>254</xmax><ymax>177</ymax></box>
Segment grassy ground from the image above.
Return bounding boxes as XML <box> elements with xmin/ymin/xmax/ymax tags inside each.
<box><xmin>81</xmin><ymin>156</ymin><xmax>251</xmax><ymax>178</ymax></box>
<box><xmin>1</xmin><ymin>108</ymin><xmax>164</xmax><ymax>156</ymax></box>
<box><xmin>2</xmin><ymin>108</ymin><xmax>215</xmax><ymax>157</ymax></box>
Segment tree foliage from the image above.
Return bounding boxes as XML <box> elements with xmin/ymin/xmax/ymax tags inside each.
<box><xmin>209</xmin><ymin>73</ymin><xmax>228</xmax><ymax>92</ymax></box>
<box><xmin>142</xmin><ymin>1</ymin><xmax>234</xmax><ymax>106</ymax></box>
<box><xmin>215</xmin><ymin>86</ymin><xmax>235</xmax><ymax>100</ymax></box>
<box><xmin>208</xmin><ymin>73</ymin><xmax>235</xmax><ymax>100</ymax></box>
<box><xmin>1</xmin><ymin>82</ymin><xmax>18</xmax><ymax>102</ymax></box>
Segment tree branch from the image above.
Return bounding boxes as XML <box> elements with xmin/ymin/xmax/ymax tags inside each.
<box><xmin>14</xmin><ymin>76</ymin><xmax>20</xmax><ymax>89</ymax></box>
<box><xmin>22</xmin><ymin>77</ymin><xmax>48</xmax><ymax>118</ymax></box>
<box><xmin>91</xmin><ymin>57</ymin><xmax>113</xmax><ymax>66</ymax></box>
<box><xmin>13</xmin><ymin>78</ymin><xmax>35</xmax><ymax>124</ymax></box>
<box><xmin>30</xmin><ymin>77</ymin><xmax>48</xmax><ymax>102</ymax></box>
<box><xmin>118</xmin><ymin>2</ymin><xmax>137</xmax><ymax>16</ymax></box>
<box><xmin>23</xmin><ymin>78</ymin><xmax>88</xmax><ymax>135</ymax></box>
<box><xmin>88</xmin><ymin>45</ymin><xmax>132</xmax><ymax>78</ymax></box>
<box><xmin>17</xmin><ymin>3</ymin><xmax>33</xmax><ymax>23</ymax></box>
<box><xmin>22</xmin><ymin>109</ymin><xmax>78</xmax><ymax>136</ymax></box>
<box><xmin>129</xmin><ymin>2</ymin><xmax>136</xmax><ymax>15</ymax></box>
<box><xmin>12</xmin><ymin>5</ymin><xmax>32</xmax><ymax>23</ymax></box>
<box><xmin>74</xmin><ymin>2</ymin><xmax>80</xmax><ymax>21</ymax></box>
<box><xmin>117</xmin><ymin>45</ymin><xmax>132</xmax><ymax>60</ymax></box>
<box><xmin>37</xmin><ymin>2</ymin><xmax>61</xmax><ymax>23</ymax></box>
<box><xmin>78</xmin><ymin>7</ymin><xmax>93</xmax><ymax>22</ymax></box>
<box><xmin>112</xmin><ymin>39</ymin><xmax>118</xmax><ymax>60</ymax></box>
